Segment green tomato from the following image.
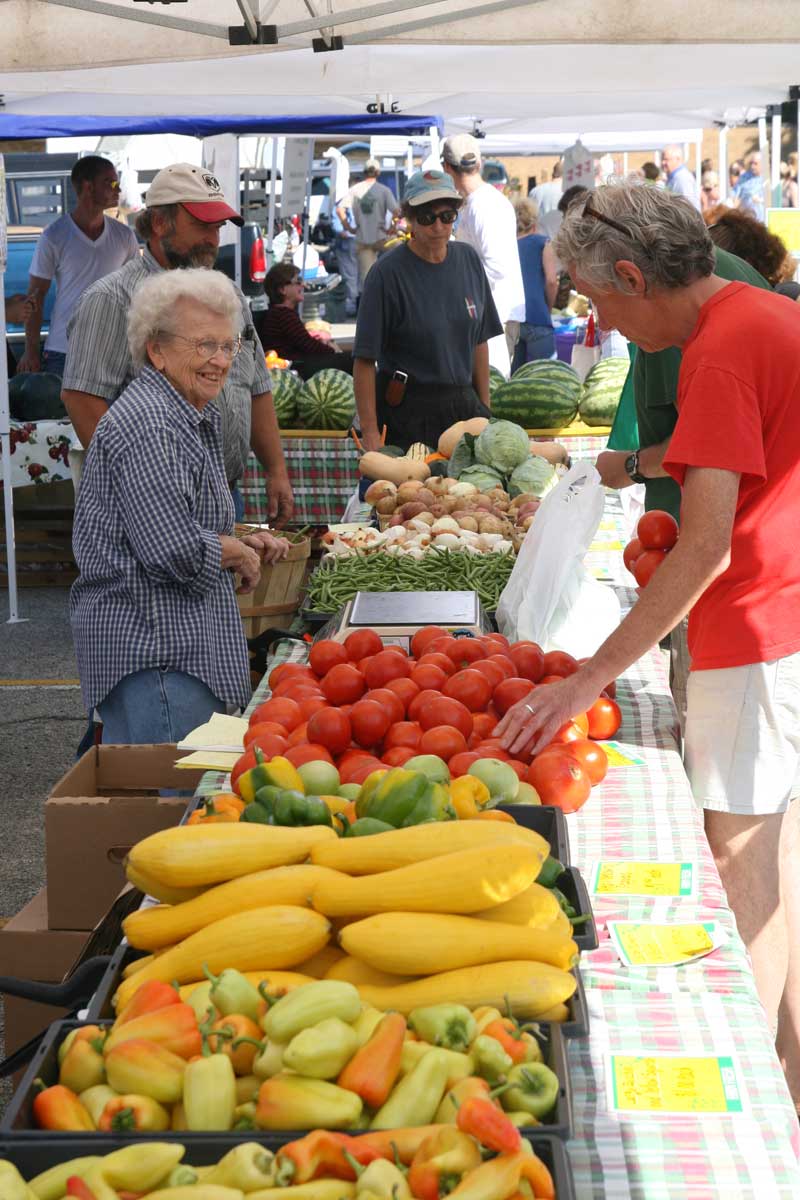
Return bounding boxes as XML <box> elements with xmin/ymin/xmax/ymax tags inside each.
<box><xmin>297</xmin><ymin>760</ymin><xmax>341</xmax><ymax>796</ymax></box>
<box><xmin>403</xmin><ymin>755</ymin><xmax>451</xmax><ymax>785</ymax></box>
<box><xmin>337</xmin><ymin>783</ymin><xmax>362</xmax><ymax>801</ymax></box>
<box><xmin>468</xmin><ymin>758</ymin><xmax>520</xmax><ymax>804</ymax></box>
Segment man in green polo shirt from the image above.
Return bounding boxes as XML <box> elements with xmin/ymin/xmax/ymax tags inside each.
<box><xmin>596</xmin><ymin>246</ymin><xmax>771</xmax><ymax>727</ymax></box>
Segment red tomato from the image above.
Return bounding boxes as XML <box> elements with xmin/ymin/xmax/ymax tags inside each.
<box><xmin>309</xmin><ymin>639</ymin><xmax>350</xmax><ymax>678</ymax></box>
<box><xmin>470</xmin><ymin>712</ymin><xmax>498</xmax><ymax>742</ymax></box>
<box><xmin>541</xmin><ymin>651</ymin><xmax>579</xmax><ymax>678</ymax></box>
<box><xmin>338</xmin><ymin>704</ymin><xmax>354</xmax><ymax>719</ymax></box>
<box><xmin>445</xmin><ymin>638</ymin><xmax>487</xmax><ymax>670</ymax></box>
<box><xmin>586</xmin><ymin>695</ymin><xmax>622</xmax><ymax>740</ymax></box>
<box><xmin>623</xmin><ymin>537</ymin><xmax>643</xmax><ymax>573</ymax></box>
<box><xmin>249</xmin><ymin>696</ymin><xmax>303</xmax><ymax>732</ymax></box>
<box><xmin>637</xmin><ymin>509</ymin><xmax>679</xmax><ymax>552</ymax></box>
<box><xmin>296</xmin><ymin>695</ymin><xmax>329</xmax><ymax>722</ymax></box>
<box><xmin>472</xmin><ymin>742</ymin><xmax>512</xmax><ymax>762</ymax></box>
<box><xmin>509</xmin><ymin>641</ymin><xmax>545</xmax><ymax>683</ymax></box>
<box><xmin>385</xmin><ymin>677</ymin><xmax>420</xmax><ymax>712</ymax></box>
<box><xmin>472</xmin><ymin>659</ymin><xmax>506</xmax><ymax>691</ymax></box>
<box><xmin>337</xmin><ymin>748</ymin><xmax>373</xmax><ymax>770</ymax></box>
<box><xmin>551</xmin><ymin>720</ymin><xmax>587</xmax><ymax>745</ymax></box>
<box><xmin>382</xmin><ymin>721</ymin><xmax>423</xmax><ymax>751</ymax></box>
<box><xmin>539</xmin><ymin>675</ymin><xmax>564</xmax><ymax>685</ymax></box>
<box><xmin>408</xmin><ymin>688</ymin><xmax>445</xmax><ymax>722</ymax></box>
<box><xmin>267</xmin><ymin>662</ymin><xmax>315</xmax><ymax>690</ymax></box>
<box><xmin>526</xmin><ymin>752</ymin><xmax>592</xmax><ymax>813</ymax></box>
<box><xmin>507</xmin><ymin>759</ymin><xmax>529</xmax><ymax>780</ymax></box>
<box><xmin>633</xmin><ymin>548</ymin><xmax>668</xmax><ymax>588</ymax></box>
<box><xmin>241</xmin><ymin>731</ymin><xmax>287</xmax><ymax>759</ymax></box>
<box><xmin>482</xmin><ymin>632</ymin><xmax>511</xmax><ymax>651</ymax></box>
<box><xmin>287</xmin><ymin>721</ymin><xmax>310</xmax><ymax>747</ymax></box>
<box><xmin>270</xmin><ymin>677</ymin><xmax>325</xmax><ymax>699</ymax></box>
<box><xmin>416</xmin><ymin>652</ymin><xmax>457</xmax><ymax>677</ymax></box>
<box><xmin>384</xmin><ymin>644</ymin><xmax>409</xmax><ymax>656</ymax></box>
<box><xmin>307</xmin><ymin>708</ymin><xmax>351</xmax><ymax>756</ymax></box>
<box><xmin>363</xmin><ymin>650</ymin><xmax>413</xmax><ymax>690</ymax></box>
<box><xmin>382</xmin><ymin>746</ymin><xmax>417</xmax><ymax>767</ymax></box>
<box><xmin>285</xmin><ymin>743</ymin><xmax>335</xmax><ymax>767</ymax></box>
<box><xmin>488</xmin><ymin>654</ymin><xmax>516</xmax><ymax>680</ymax></box>
<box><xmin>410</xmin><ymin>663</ymin><xmax>448</xmax><ymax>692</ymax></box>
<box><xmin>563</xmin><ymin>738</ymin><xmax>609</xmax><ymax>785</ymax></box>
<box><xmin>410</xmin><ymin>625</ymin><xmax>448</xmax><ymax>658</ymax></box>
<box><xmin>244</xmin><ymin>721</ymin><xmax>291</xmax><ymax>747</ymax></box>
<box><xmin>231</xmin><ymin>748</ymin><xmax>258</xmax><ymax>792</ymax></box>
<box><xmin>364</xmin><ymin>687</ymin><xmax>405</xmax><ymax>726</ymax></box>
<box><xmin>344</xmin><ymin>629</ymin><xmax>383</xmax><ymax>661</ymax></box>
<box><xmin>493</xmin><ymin>677</ymin><xmax>535</xmax><ymax>716</ymax></box>
<box><xmin>448</xmin><ymin>750</ymin><xmax>482</xmax><ymax>775</ymax></box>
<box><xmin>321</xmin><ymin>664</ymin><xmax>366</xmax><ymax>706</ymax></box>
<box><xmin>419</xmin><ymin>724</ymin><xmax>468</xmax><ymax>761</ymax></box>
<box><xmin>443</xmin><ymin>668</ymin><xmax>492</xmax><ymax>713</ymax></box>
<box><xmin>350</xmin><ymin>700</ymin><xmax>392</xmax><ymax>748</ymax></box>
<box><xmin>418</xmin><ymin>696</ymin><xmax>473</xmax><ymax>741</ymax></box>
<box><xmin>427</xmin><ymin>635</ymin><xmax>458</xmax><ymax>658</ymax></box>
<box><xmin>344</xmin><ymin>758</ymin><xmax>387</xmax><ymax>786</ymax></box>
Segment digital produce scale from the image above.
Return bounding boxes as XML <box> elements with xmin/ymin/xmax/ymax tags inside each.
<box><xmin>315</xmin><ymin>591</ymin><xmax>492</xmax><ymax>651</ymax></box>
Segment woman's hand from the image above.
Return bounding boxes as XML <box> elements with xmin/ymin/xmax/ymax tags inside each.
<box><xmin>495</xmin><ymin>670</ymin><xmax>603</xmax><ymax>758</ymax></box>
<box><xmin>219</xmin><ymin>534</ymin><xmax>262</xmax><ymax>594</ymax></box>
<box><xmin>241</xmin><ymin>531</ymin><xmax>291</xmax><ymax>565</ymax></box>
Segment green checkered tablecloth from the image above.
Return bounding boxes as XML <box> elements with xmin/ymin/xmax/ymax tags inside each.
<box><xmin>197</xmin><ymin>487</ymin><xmax>800</xmax><ymax>1197</ymax></box>
<box><xmin>241</xmin><ymin>436</ymin><xmax>360</xmax><ymax>527</ymax></box>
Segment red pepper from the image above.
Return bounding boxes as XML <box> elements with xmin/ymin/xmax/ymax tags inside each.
<box><xmin>113</xmin><ymin>979</ymin><xmax>180</xmax><ymax>1029</ymax></box>
<box><xmin>103</xmin><ymin>1002</ymin><xmax>202</xmax><ymax>1059</ymax></box>
<box><xmin>33</xmin><ymin>1084</ymin><xmax>95</xmax><ymax>1131</ymax></box>
<box><xmin>66</xmin><ymin>1180</ymin><xmax>98</xmax><ymax>1200</ymax></box>
<box><xmin>456</xmin><ymin>1095</ymin><xmax>522</xmax><ymax>1155</ymax></box>
<box><xmin>482</xmin><ymin>1018</ymin><xmax>533</xmax><ymax>1066</ymax></box>
<box><xmin>337</xmin><ymin>1011</ymin><xmax>406</xmax><ymax>1108</ymax></box>
<box><xmin>275</xmin><ymin>1130</ymin><xmax>384</xmax><ymax>1185</ymax></box>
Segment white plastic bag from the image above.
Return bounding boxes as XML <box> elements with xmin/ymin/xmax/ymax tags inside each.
<box><xmin>496</xmin><ymin>462</ymin><xmax>620</xmax><ymax>657</ymax></box>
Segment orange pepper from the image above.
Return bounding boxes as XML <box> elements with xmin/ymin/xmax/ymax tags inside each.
<box><xmin>474</xmin><ymin>808</ymin><xmax>517</xmax><ymax>823</ymax></box>
<box><xmin>337</xmin><ymin>1011</ymin><xmax>406</xmax><ymax>1108</ymax></box>
<box><xmin>482</xmin><ymin>1018</ymin><xmax>534</xmax><ymax>1065</ymax></box>
<box><xmin>211</xmin><ymin>1013</ymin><xmax>264</xmax><ymax>1075</ymax></box>
<box><xmin>186</xmin><ymin>797</ymin><xmax>241</xmax><ymax>825</ymax></box>
<box><xmin>449</xmin><ymin>775</ymin><xmax>491</xmax><ymax>819</ymax></box>
<box><xmin>113</xmin><ymin>979</ymin><xmax>180</xmax><ymax>1029</ymax></box>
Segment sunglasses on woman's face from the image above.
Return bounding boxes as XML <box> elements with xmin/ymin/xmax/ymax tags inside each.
<box><xmin>415</xmin><ymin>208</ymin><xmax>459</xmax><ymax>226</ymax></box>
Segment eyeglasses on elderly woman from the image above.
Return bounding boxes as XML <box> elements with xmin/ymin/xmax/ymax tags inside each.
<box><xmin>158</xmin><ymin>332</ymin><xmax>242</xmax><ymax>361</ymax></box>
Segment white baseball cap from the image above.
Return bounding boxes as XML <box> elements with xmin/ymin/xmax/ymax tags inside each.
<box><xmin>145</xmin><ymin>162</ymin><xmax>244</xmax><ymax>227</ymax></box>
<box><xmin>442</xmin><ymin>134</ymin><xmax>482</xmax><ymax>171</ymax></box>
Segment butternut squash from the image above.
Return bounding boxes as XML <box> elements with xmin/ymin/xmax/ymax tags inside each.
<box><xmin>176</xmin><ymin>971</ymin><xmax>313</xmax><ymax>1003</ymax></box>
<box><xmin>310</xmin><ymin>844</ymin><xmax>541</xmax><ymax>918</ymax></box>
<box><xmin>126</xmin><ymin>824</ymin><xmax>337</xmax><ymax>889</ymax></box>
<box><xmin>113</xmin><ymin>906</ymin><xmax>330</xmax><ymax>1011</ymax></box>
<box><xmin>324</xmin><ymin>955</ymin><xmax>419</xmax><ymax>989</ymax></box>
<box><xmin>358</xmin><ymin>451</ymin><xmax>430</xmax><ymax>484</ymax></box>
<box><xmin>356</xmin><ymin>960</ymin><xmax>576</xmax><ymax>1019</ymax></box>
<box><xmin>476</xmin><ymin>881</ymin><xmax>569</xmax><ymax>933</ymax></box>
<box><xmin>123</xmin><ymin>865</ymin><xmax>341</xmax><ymax>951</ymax></box>
<box><xmin>309</xmin><ymin>820</ymin><xmax>548</xmax><ymax>876</ymax></box>
<box><xmin>437</xmin><ymin>417</ymin><xmax>490</xmax><ymax>458</ymax></box>
<box><xmin>339</xmin><ymin>912</ymin><xmax>578</xmax><ymax>974</ymax></box>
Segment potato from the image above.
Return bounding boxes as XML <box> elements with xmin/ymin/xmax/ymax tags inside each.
<box><xmin>416</xmin><ymin>488</ymin><xmax>436</xmax><ymax>508</ymax></box>
<box><xmin>364</xmin><ymin>479</ymin><xmax>397</xmax><ymax>505</ymax></box>
<box><xmin>375</xmin><ymin>496</ymin><xmax>397</xmax><ymax>515</ymax></box>
<box><xmin>396</xmin><ymin>480</ymin><xmax>425</xmax><ymax>505</ymax></box>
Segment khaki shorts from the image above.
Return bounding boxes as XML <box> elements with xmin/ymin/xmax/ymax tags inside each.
<box><xmin>684</xmin><ymin>650</ymin><xmax>800</xmax><ymax>815</ymax></box>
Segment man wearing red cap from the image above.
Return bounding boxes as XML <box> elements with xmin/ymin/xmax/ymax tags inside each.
<box><xmin>62</xmin><ymin>163</ymin><xmax>293</xmax><ymax>525</ymax></box>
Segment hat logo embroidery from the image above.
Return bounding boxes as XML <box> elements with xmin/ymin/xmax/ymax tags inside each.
<box><xmin>202</xmin><ymin>173</ymin><xmax>222</xmax><ymax>192</ymax></box>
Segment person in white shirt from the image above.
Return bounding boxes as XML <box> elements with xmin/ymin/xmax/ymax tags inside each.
<box><xmin>528</xmin><ymin>161</ymin><xmax>564</xmax><ymax>241</ymax></box>
<box><xmin>442</xmin><ymin>134</ymin><xmax>525</xmax><ymax>378</ymax></box>
<box><xmin>20</xmin><ymin>156</ymin><xmax>139</xmax><ymax>377</ymax></box>
<box><xmin>662</xmin><ymin>144</ymin><xmax>701</xmax><ymax>211</ymax></box>
<box><xmin>336</xmin><ymin>159</ymin><xmax>401</xmax><ymax>291</ymax></box>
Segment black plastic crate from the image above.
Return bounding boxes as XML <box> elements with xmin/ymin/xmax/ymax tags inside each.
<box><xmin>555</xmin><ymin>866</ymin><xmax>598</xmax><ymax>953</ymax></box>
<box><xmin>0</xmin><ymin>1130</ymin><xmax>575</xmax><ymax>1197</ymax></box>
<box><xmin>499</xmin><ymin>802</ymin><xmax>570</xmax><ymax>864</ymax></box>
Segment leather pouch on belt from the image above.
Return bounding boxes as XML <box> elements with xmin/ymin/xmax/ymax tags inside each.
<box><xmin>384</xmin><ymin>369</ymin><xmax>408</xmax><ymax>408</ymax></box>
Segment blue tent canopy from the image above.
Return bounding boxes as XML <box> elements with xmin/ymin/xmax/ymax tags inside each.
<box><xmin>0</xmin><ymin>113</ymin><xmax>443</xmax><ymax>140</ymax></box>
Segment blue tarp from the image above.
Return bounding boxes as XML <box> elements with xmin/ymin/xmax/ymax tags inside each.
<box><xmin>0</xmin><ymin>113</ymin><xmax>442</xmax><ymax>140</ymax></box>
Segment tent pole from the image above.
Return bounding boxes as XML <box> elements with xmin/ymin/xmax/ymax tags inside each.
<box><xmin>266</xmin><ymin>138</ymin><xmax>279</xmax><ymax>262</ymax></box>
<box><xmin>41</xmin><ymin>0</ymin><xmax>228</xmax><ymax>38</ymax></box>
<box><xmin>718</xmin><ymin>126</ymin><xmax>728</xmax><ymax>202</ymax></box>
<box><xmin>0</xmin><ymin>284</ymin><xmax>23</xmax><ymax>624</ymax></box>
<box><xmin>771</xmin><ymin>109</ymin><xmax>782</xmax><ymax>206</ymax></box>
<box><xmin>758</xmin><ymin>116</ymin><xmax>769</xmax><ymax>214</ymax></box>
<box><xmin>298</xmin><ymin>139</ymin><xmax>314</xmax><ymax>315</ymax></box>
<box><xmin>695</xmin><ymin>135</ymin><xmax>702</xmax><ymax>186</ymax></box>
<box><xmin>429</xmin><ymin>125</ymin><xmax>441</xmax><ymax>165</ymax></box>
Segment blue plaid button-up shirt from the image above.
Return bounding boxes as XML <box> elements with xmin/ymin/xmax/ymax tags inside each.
<box><xmin>71</xmin><ymin>366</ymin><xmax>251</xmax><ymax>712</ymax></box>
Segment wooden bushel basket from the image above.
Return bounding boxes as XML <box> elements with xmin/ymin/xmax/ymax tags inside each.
<box><xmin>236</xmin><ymin>532</ymin><xmax>311</xmax><ymax>638</ymax></box>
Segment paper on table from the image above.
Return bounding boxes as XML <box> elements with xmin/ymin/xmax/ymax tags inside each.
<box><xmin>606</xmin><ymin>1053</ymin><xmax>745</xmax><ymax>1115</ymax></box>
<box><xmin>175</xmin><ymin>750</ymin><xmax>241</xmax><ymax>771</ymax></box>
<box><xmin>176</xmin><ymin>712</ymin><xmax>248</xmax><ymax>753</ymax></box>
<box><xmin>607</xmin><ymin>920</ymin><xmax>725</xmax><ymax>967</ymax></box>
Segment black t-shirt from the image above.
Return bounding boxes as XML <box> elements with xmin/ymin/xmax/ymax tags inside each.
<box><xmin>353</xmin><ymin>242</ymin><xmax>502</xmax><ymax>385</ymax></box>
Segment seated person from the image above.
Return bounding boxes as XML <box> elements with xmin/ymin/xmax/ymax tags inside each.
<box><xmin>256</xmin><ymin>264</ymin><xmax>353</xmax><ymax>380</ymax></box>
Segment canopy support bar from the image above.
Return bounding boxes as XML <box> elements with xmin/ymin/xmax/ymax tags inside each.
<box><xmin>42</xmin><ymin>0</ymin><xmax>229</xmax><ymax>39</ymax></box>
<box><xmin>346</xmin><ymin>0</ymin><xmax>548</xmax><ymax>46</ymax></box>
<box><xmin>279</xmin><ymin>0</ymin><xmax>440</xmax><ymax>38</ymax></box>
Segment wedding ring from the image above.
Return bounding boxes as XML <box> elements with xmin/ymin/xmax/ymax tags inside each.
<box><xmin>524</xmin><ymin>703</ymin><xmax>536</xmax><ymax>716</ymax></box>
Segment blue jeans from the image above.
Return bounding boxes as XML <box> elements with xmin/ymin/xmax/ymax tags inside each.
<box><xmin>43</xmin><ymin>350</ymin><xmax>67</xmax><ymax>377</ymax></box>
<box><xmin>98</xmin><ymin>669</ymin><xmax>226</xmax><ymax>744</ymax></box>
<box><xmin>230</xmin><ymin>483</ymin><xmax>245</xmax><ymax>522</ymax></box>
<box><xmin>511</xmin><ymin>324</ymin><xmax>556</xmax><ymax>372</ymax></box>
<box><xmin>335</xmin><ymin>236</ymin><xmax>359</xmax><ymax>314</ymax></box>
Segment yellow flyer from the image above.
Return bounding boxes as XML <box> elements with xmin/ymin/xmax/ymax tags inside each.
<box><xmin>607</xmin><ymin>921</ymin><xmax>723</xmax><ymax>967</ymax></box>
<box><xmin>608</xmin><ymin>1054</ymin><xmax>745</xmax><ymax>1115</ymax></box>
<box><xmin>600</xmin><ymin>741</ymin><xmax>645</xmax><ymax>768</ymax></box>
<box><xmin>591</xmin><ymin>861</ymin><xmax>696</xmax><ymax>898</ymax></box>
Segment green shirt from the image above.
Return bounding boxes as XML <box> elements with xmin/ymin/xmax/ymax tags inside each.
<box><xmin>633</xmin><ymin>247</ymin><xmax>771</xmax><ymax>521</ymax></box>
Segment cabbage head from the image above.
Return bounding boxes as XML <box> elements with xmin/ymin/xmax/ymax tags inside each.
<box><xmin>508</xmin><ymin>455</ymin><xmax>559</xmax><ymax>498</ymax></box>
<box><xmin>458</xmin><ymin>464</ymin><xmax>506</xmax><ymax>493</ymax></box>
<box><xmin>474</xmin><ymin>420</ymin><xmax>530</xmax><ymax>474</ymax></box>
<box><xmin>447</xmin><ymin>433</ymin><xmax>476</xmax><ymax>478</ymax></box>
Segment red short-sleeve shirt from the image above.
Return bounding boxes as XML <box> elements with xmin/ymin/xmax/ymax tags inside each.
<box><xmin>663</xmin><ymin>282</ymin><xmax>800</xmax><ymax>670</ymax></box>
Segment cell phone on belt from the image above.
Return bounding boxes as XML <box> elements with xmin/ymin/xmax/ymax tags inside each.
<box><xmin>385</xmin><ymin>369</ymin><xmax>408</xmax><ymax>408</ymax></box>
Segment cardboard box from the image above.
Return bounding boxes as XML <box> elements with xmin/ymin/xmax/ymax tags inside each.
<box><xmin>0</xmin><ymin>889</ymin><xmax>89</xmax><ymax>1060</ymax></box>
<box><xmin>46</xmin><ymin>744</ymin><xmax>205</xmax><ymax>930</ymax></box>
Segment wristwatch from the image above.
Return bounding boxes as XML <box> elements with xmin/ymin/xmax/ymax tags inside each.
<box><xmin>624</xmin><ymin>451</ymin><xmax>647</xmax><ymax>484</ymax></box>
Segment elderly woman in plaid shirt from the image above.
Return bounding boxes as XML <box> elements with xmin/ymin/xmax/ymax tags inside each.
<box><xmin>70</xmin><ymin>269</ymin><xmax>288</xmax><ymax>744</ymax></box>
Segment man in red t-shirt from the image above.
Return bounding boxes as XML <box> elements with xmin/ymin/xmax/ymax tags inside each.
<box><xmin>496</xmin><ymin>183</ymin><xmax>800</xmax><ymax>1107</ymax></box>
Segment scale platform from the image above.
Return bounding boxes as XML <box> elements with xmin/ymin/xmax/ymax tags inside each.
<box><xmin>318</xmin><ymin>591</ymin><xmax>492</xmax><ymax>651</ymax></box>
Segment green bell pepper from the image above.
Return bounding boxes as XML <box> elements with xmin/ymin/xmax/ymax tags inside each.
<box><xmin>536</xmin><ymin>855</ymin><xmax>565</xmax><ymax>889</ymax></box>
<box><xmin>498</xmin><ymin>1062</ymin><xmax>560</xmax><ymax>1120</ymax></box>
<box><xmin>356</xmin><ymin>768</ymin><xmax>432</xmax><ymax>828</ymax></box>
<box><xmin>273</xmin><ymin>790</ymin><xmax>333</xmax><ymax>827</ymax></box>
<box><xmin>401</xmin><ymin>781</ymin><xmax>452</xmax><ymax>827</ymax></box>
<box><xmin>345</xmin><ymin>817</ymin><xmax>396</xmax><ymax>837</ymax></box>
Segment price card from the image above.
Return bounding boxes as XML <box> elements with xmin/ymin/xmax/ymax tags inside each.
<box><xmin>600</xmin><ymin>741</ymin><xmax>645</xmax><ymax>767</ymax></box>
<box><xmin>589</xmin><ymin>539</ymin><xmax>625</xmax><ymax>553</ymax></box>
<box><xmin>590</xmin><ymin>860</ymin><xmax>696</xmax><ymax>898</ymax></box>
<box><xmin>607</xmin><ymin>920</ymin><xmax>724</xmax><ymax>967</ymax></box>
<box><xmin>607</xmin><ymin>1054</ymin><xmax>745</xmax><ymax>1115</ymax></box>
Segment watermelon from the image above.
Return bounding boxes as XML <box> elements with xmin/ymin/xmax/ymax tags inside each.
<box><xmin>270</xmin><ymin>368</ymin><xmax>302</xmax><ymax>428</ymax></box>
<box><xmin>296</xmin><ymin>368</ymin><xmax>356</xmax><ymax>431</ymax></box>
<box><xmin>488</xmin><ymin>365</ymin><xmax>507</xmax><ymax>396</ymax></box>
<box><xmin>493</xmin><ymin>361</ymin><xmax>582</xmax><ymax>429</ymax></box>
<box><xmin>579</xmin><ymin>357</ymin><xmax>629</xmax><ymax>426</ymax></box>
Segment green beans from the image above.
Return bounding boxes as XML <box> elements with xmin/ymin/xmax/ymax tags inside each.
<box><xmin>304</xmin><ymin>550</ymin><xmax>514</xmax><ymax>614</ymax></box>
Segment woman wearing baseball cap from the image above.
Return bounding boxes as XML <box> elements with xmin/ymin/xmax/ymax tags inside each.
<box><xmin>352</xmin><ymin>169</ymin><xmax>503</xmax><ymax>451</ymax></box>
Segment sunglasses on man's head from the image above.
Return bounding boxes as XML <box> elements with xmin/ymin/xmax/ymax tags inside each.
<box><xmin>582</xmin><ymin>198</ymin><xmax>630</xmax><ymax>238</ymax></box>
<box><xmin>415</xmin><ymin>208</ymin><xmax>459</xmax><ymax>226</ymax></box>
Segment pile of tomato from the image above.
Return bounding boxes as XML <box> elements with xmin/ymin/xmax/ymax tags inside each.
<box><xmin>624</xmin><ymin>509</ymin><xmax>679</xmax><ymax>588</ymax></box>
<box><xmin>232</xmin><ymin>628</ymin><xmax>622</xmax><ymax>813</ymax></box>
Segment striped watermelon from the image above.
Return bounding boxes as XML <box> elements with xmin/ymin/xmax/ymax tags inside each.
<box><xmin>488</xmin><ymin>365</ymin><xmax>507</xmax><ymax>396</ymax></box>
<box><xmin>271</xmin><ymin>368</ymin><xmax>302</xmax><ymax>428</ymax></box>
<box><xmin>296</xmin><ymin>368</ymin><xmax>356</xmax><ymax>431</ymax></box>
<box><xmin>493</xmin><ymin>361</ymin><xmax>582</xmax><ymax>429</ymax></box>
<box><xmin>579</xmin><ymin>357</ymin><xmax>629</xmax><ymax>427</ymax></box>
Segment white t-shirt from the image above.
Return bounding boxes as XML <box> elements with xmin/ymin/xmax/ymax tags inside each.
<box><xmin>455</xmin><ymin>183</ymin><xmax>525</xmax><ymax>324</ymax></box>
<box><xmin>31</xmin><ymin>214</ymin><xmax>139</xmax><ymax>352</ymax></box>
